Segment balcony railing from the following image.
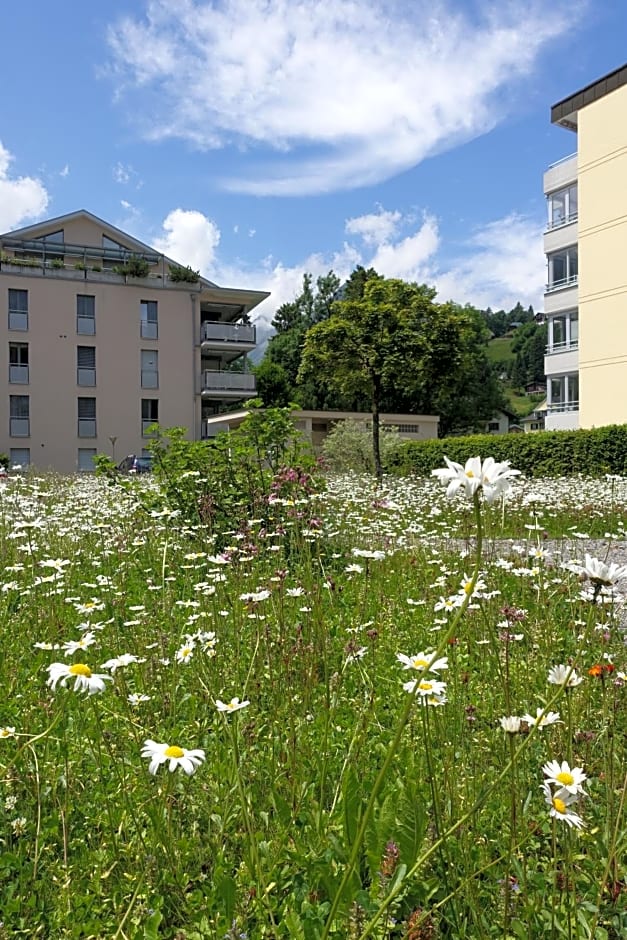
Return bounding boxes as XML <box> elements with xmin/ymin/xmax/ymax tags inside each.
<box><xmin>545</xmin><ymin>274</ymin><xmax>578</xmax><ymax>293</ymax></box>
<box><xmin>545</xmin><ymin>340</ymin><xmax>579</xmax><ymax>354</ymax></box>
<box><xmin>547</xmin><ymin>401</ymin><xmax>579</xmax><ymax>413</ymax></box>
<box><xmin>201</xmin><ymin>371</ymin><xmax>256</xmax><ymax>393</ymax></box>
<box><xmin>200</xmin><ymin>321</ymin><xmax>256</xmax><ymax>344</ymax></box>
<box><xmin>201</xmin><ymin>420</ymin><xmax>230</xmax><ymax>439</ymax></box>
<box><xmin>546</xmin><ymin>212</ymin><xmax>578</xmax><ymax>232</ymax></box>
<box><xmin>547</xmin><ymin>152</ymin><xmax>577</xmax><ymax>170</ymax></box>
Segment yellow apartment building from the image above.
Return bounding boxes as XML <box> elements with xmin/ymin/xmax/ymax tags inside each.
<box><xmin>0</xmin><ymin>210</ymin><xmax>269</xmax><ymax>472</ymax></box>
<box><xmin>544</xmin><ymin>63</ymin><xmax>627</xmax><ymax>429</ymax></box>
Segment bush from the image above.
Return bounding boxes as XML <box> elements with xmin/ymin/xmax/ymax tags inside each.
<box><xmin>168</xmin><ymin>263</ymin><xmax>200</xmax><ymax>283</ymax></box>
<box><xmin>142</xmin><ymin>407</ymin><xmax>321</xmax><ymax>539</ymax></box>
<box><xmin>393</xmin><ymin>424</ymin><xmax>627</xmax><ymax>477</ymax></box>
<box><xmin>321</xmin><ymin>419</ymin><xmax>405</xmax><ymax>473</ymax></box>
<box><xmin>113</xmin><ymin>256</ymin><xmax>151</xmax><ymax>278</ymax></box>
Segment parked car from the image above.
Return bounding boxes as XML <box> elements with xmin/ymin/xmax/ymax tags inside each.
<box><xmin>116</xmin><ymin>455</ymin><xmax>153</xmax><ymax>474</ymax></box>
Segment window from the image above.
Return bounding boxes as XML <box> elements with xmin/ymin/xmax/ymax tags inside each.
<box><xmin>77</xmin><ymin>346</ymin><xmax>96</xmax><ymax>386</ymax></box>
<box><xmin>9</xmin><ymin>343</ymin><xmax>29</xmax><ymax>383</ymax></box>
<box><xmin>77</xmin><ymin>448</ymin><xmax>97</xmax><ymax>472</ymax></box>
<box><xmin>547</xmin><ymin>184</ymin><xmax>577</xmax><ymax>229</ymax></box>
<box><xmin>548</xmin><ymin>310</ymin><xmax>578</xmax><ymax>352</ymax></box>
<box><xmin>8</xmin><ymin>289</ymin><xmax>28</xmax><ymax>331</ymax></box>
<box><xmin>142</xmin><ymin>399</ymin><xmax>159</xmax><ymax>435</ymax></box>
<box><xmin>16</xmin><ymin>229</ymin><xmax>64</xmax><ymax>263</ymax></box>
<box><xmin>102</xmin><ymin>235</ymin><xmax>128</xmax><ymax>270</ymax></box>
<box><xmin>488</xmin><ymin>422</ymin><xmax>500</xmax><ymax>432</ymax></box>
<box><xmin>548</xmin><ymin>374</ymin><xmax>579</xmax><ymax>412</ymax></box>
<box><xmin>77</xmin><ymin>295</ymin><xmax>95</xmax><ymax>334</ymax></box>
<box><xmin>140</xmin><ymin>300</ymin><xmax>158</xmax><ymax>339</ymax></box>
<box><xmin>10</xmin><ymin>448</ymin><xmax>30</xmax><ymax>469</ymax></box>
<box><xmin>141</xmin><ymin>349</ymin><xmax>159</xmax><ymax>388</ymax></box>
<box><xmin>78</xmin><ymin>397</ymin><xmax>96</xmax><ymax>437</ymax></box>
<box><xmin>10</xmin><ymin>395</ymin><xmax>29</xmax><ymax>437</ymax></box>
<box><xmin>547</xmin><ymin>246</ymin><xmax>577</xmax><ymax>290</ymax></box>
<box><xmin>395</xmin><ymin>424</ymin><xmax>420</xmax><ymax>433</ymax></box>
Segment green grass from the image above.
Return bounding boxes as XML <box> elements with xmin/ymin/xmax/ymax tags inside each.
<box><xmin>0</xmin><ymin>470</ymin><xmax>625</xmax><ymax>938</ymax></box>
<box><xmin>486</xmin><ymin>335</ymin><xmax>515</xmax><ymax>366</ymax></box>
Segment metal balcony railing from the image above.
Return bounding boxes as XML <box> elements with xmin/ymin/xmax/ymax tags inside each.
<box><xmin>545</xmin><ymin>340</ymin><xmax>579</xmax><ymax>354</ymax></box>
<box><xmin>545</xmin><ymin>274</ymin><xmax>578</xmax><ymax>293</ymax></box>
<box><xmin>547</xmin><ymin>401</ymin><xmax>579</xmax><ymax>413</ymax></box>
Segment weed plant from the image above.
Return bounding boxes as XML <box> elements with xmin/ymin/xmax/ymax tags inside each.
<box><xmin>0</xmin><ymin>462</ymin><xmax>625</xmax><ymax>938</ymax></box>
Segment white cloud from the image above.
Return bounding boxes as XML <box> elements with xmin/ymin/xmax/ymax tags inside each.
<box><xmin>60</xmin><ymin>164</ymin><xmax>70</xmax><ymax>178</ymax></box>
<box><xmin>0</xmin><ymin>142</ymin><xmax>49</xmax><ymax>232</ymax></box>
<box><xmin>345</xmin><ymin>207</ymin><xmax>402</xmax><ymax>246</ymax></box>
<box><xmin>154</xmin><ymin>208</ymin><xmax>221</xmax><ymax>271</ymax></box>
<box><xmin>108</xmin><ymin>0</ymin><xmax>582</xmax><ymax>195</ymax></box>
<box><xmin>435</xmin><ymin>214</ymin><xmax>545</xmax><ymax>311</ymax></box>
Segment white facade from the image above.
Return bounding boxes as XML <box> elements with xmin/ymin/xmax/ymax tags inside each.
<box><xmin>543</xmin><ymin>154</ymin><xmax>580</xmax><ymax>430</ymax></box>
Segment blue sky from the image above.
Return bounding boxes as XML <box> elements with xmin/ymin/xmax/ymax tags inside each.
<box><xmin>1</xmin><ymin>1</ymin><xmax>625</xmax><ymax>336</ymax></box>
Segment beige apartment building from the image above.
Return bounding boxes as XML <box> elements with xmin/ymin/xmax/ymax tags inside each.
<box><xmin>0</xmin><ymin>210</ymin><xmax>268</xmax><ymax>472</ymax></box>
<box><xmin>544</xmin><ymin>63</ymin><xmax>627</xmax><ymax>430</ymax></box>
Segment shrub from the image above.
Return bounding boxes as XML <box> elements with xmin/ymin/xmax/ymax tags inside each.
<box><xmin>113</xmin><ymin>256</ymin><xmax>151</xmax><ymax>278</ymax></box>
<box><xmin>321</xmin><ymin>419</ymin><xmax>405</xmax><ymax>473</ymax></box>
<box><xmin>392</xmin><ymin>424</ymin><xmax>627</xmax><ymax>477</ymax></box>
<box><xmin>142</xmin><ymin>406</ymin><xmax>321</xmax><ymax>538</ymax></box>
<box><xmin>168</xmin><ymin>263</ymin><xmax>200</xmax><ymax>283</ymax></box>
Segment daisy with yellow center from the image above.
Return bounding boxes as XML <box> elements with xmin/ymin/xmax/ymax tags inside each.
<box><xmin>0</xmin><ymin>726</ymin><xmax>16</xmax><ymax>739</ymax></box>
<box><xmin>396</xmin><ymin>651</ymin><xmax>448</xmax><ymax>673</ymax></box>
<box><xmin>402</xmin><ymin>678</ymin><xmax>447</xmax><ymax>697</ymax></box>
<box><xmin>47</xmin><ymin>661</ymin><xmax>112</xmax><ymax>695</ymax></box>
<box><xmin>141</xmin><ymin>739</ymin><xmax>206</xmax><ymax>775</ymax></box>
<box><xmin>542</xmin><ymin>759</ymin><xmax>587</xmax><ymax>795</ymax></box>
<box><xmin>216</xmin><ymin>697</ymin><xmax>250</xmax><ymax>713</ymax></box>
<box><xmin>541</xmin><ymin>782</ymin><xmax>585</xmax><ymax>829</ymax></box>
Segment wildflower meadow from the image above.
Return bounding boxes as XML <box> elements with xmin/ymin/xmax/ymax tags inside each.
<box><xmin>0</xmin><ymin>447</ymin><xmax>625</xmax><ymax>938</ymax></box>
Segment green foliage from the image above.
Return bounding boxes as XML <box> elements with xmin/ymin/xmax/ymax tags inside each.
<box><xmin>113</xmin><ymin>255</ymin><xmax>151</xmax><ymax>278</ymax></box>
<box><xmin>145</xmin><ymin>407</ymin><xmax>320</xmax><ymax>537</ymax></box>
<box><xmin>253</xmin><ymin>359</ymin><xmax>293</xmax><ymax>407</ymax></box>
<box><xmin>393</xmin><ymin>423</ymin><xmax>627</xmax><ymax>477</ymax></box>
<box><xmin>168</xmin><ymin>263</ymin><xmax>200</xmax><ymax>283</ymax></box>
<box><xmin>50</xmin><ymin>258</ymin><xmax>65</xmax><ymax>269</ymax></box>
<box><xmin>0</xmin><ymin>452</ymin><xmax>8</xmax><ymax>470</ymax></box>
<box><xmin>321</xmin><ymin>419</ymin><xmax>405</xmax><ymax>473</ymax></box>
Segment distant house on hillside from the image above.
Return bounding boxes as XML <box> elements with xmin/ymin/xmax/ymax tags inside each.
<box><xmin>520</xmin><ymin>400</ymin><xmax>547</xmax><ymax>433</ymax></box>
<box><xmin>485</xmin><ymin>408</ymin><xmax>520</xmax><ymax>435</ymax></box>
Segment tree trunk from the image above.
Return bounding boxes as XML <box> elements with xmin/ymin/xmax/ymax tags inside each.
<box><xmin>372</xmin><ymin>376</ymin><xmax>382</xmax><ymax>481</ymax></box>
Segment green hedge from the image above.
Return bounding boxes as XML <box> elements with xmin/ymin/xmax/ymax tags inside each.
<box><xmin>392</xmin><ymin>425</ymin><xmax>627</xmax><ymax>477</ymax></box>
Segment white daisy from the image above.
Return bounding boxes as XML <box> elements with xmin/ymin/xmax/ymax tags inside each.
<box><xmin>47</xmin><ymin>662</ymin><xmax>112</xmax><ymax>695</ymax></box>
<box><xmin>402</xmin><ymin>678</ymin><xmax>447</xmax><ymax>697</ymax></box>
<box><xmin>522</xmin><ymin>708</ymin><xmax>562</xmax><ymax>729</ymax></box>
<box><xmin>216</xmin><ymin>697</ymin><xmax>250</xmax><ymax>713</ymax></box>
<box><xmin>141</xmin><ymin>739</ymin><xmax>205</xmax><ymax>775</ymax></box>
<box><xmin>542</xmin><ymin>759</ymin><xmax>587</xmax><ymax>795</ymax></box>
<box><xmin>541</xmin><ymin>782</ymin><xmax>585</xmax><ymax>829</ymax></box>
<box><xmin>396</xmin><ymin>651</ymin><xmax>448</xmax><ymax>673</ymax></box>
<box><xmin>547</xmin><ymin>664</ymin><xmax>584</xmax><ymax>688</ymax></box>
<box><xmin>500</xmin><ymin>716</ymin><xmax>522</xmax><ymax>733</ymax></box>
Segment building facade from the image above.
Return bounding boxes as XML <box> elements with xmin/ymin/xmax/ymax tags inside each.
<box><xmin>201</xmin><ymin>409</ymin><xmax>439</xmax><ymax>449</ymax></box>
<box><xmin>0</xmin><ymin>211</ymin><xmax>268</xmax><ymax>472</ymax></box>
<box><xmin>544</xmin><ymin>64</ymin><xmax>627</xmax><ymax>430</ymax></box>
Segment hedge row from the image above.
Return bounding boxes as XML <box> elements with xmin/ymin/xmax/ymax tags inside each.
<box><xmin>392</xmin><ymin>425</ymin><xmax>627</xmax><ymax>477</ymax></box>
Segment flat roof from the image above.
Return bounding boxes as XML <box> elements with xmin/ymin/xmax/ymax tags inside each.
<box><xmin>551</xmin><ymin>63</ymin><xmax>627</xmax><ymax>131</ymax></box>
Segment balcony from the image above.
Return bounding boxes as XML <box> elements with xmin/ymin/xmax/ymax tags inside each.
<box><xmin>201</xmin><ymin>370</ymin><xmax>256</xmax><ymax>398</ymax></box>
<box><xmin>544</xmin><ymin>345</ymin><xmax>578</xmax><ymax>380</ymax></box>
<box><xmin>201</xmin><ymin>419</ymin><xmax>230</xmax><ymax>439</ymax></box>
<box><xmin>545</xmin><ymin>403</ymin><xmax>579</xmax><ymax>432</ymax></box>
<box><xmin>200</xmin><ymin>321</ymin><xmax>256</xmax><ymax>350</ymax></box>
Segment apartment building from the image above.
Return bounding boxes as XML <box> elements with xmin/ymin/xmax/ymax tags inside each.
<box><xmin>543</xmin><ymin>63</ymin><xmax>627</xmax><ymax>430</ymax></box>
<box><xmin>0</xmin><ymin>210</ymin><xmax>269</xmax><ymax>472</ymax></box>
